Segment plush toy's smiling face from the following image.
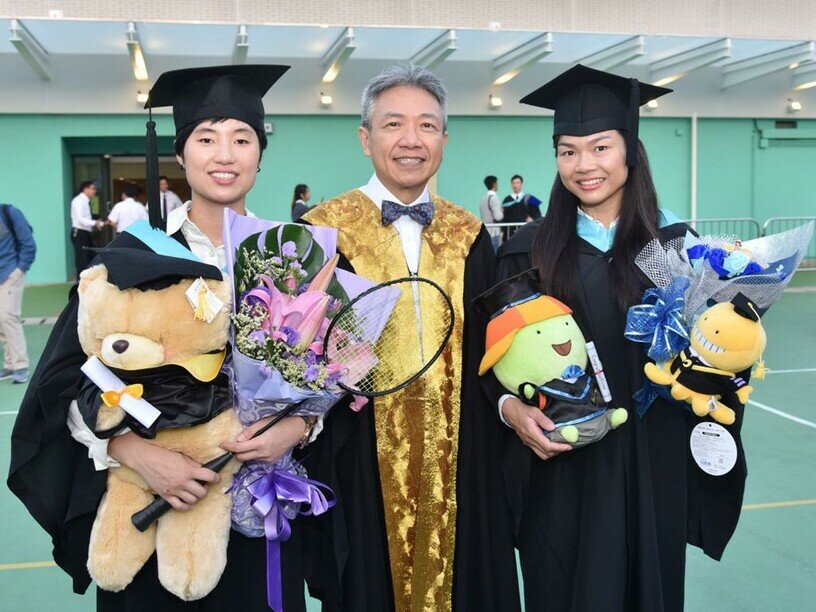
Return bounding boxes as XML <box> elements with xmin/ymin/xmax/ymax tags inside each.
<box><xmin>77</xmin><ymin>265</ymin><xmax>231</xmax><ymax>376</ymax></box>
<box><xmin>691</xmin><ymin>302</ymin><xmax>766</xmax><ymax>372</ymax></box>
<box><xmin>492</xmin><ymin>314</ymin><xmax>588</xmax><ymax>392</ymax></box>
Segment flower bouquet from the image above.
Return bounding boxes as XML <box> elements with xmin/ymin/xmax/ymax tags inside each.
<box><xmin>222</xmin><ymin>209</ymin><xmax>378</xmax><ymax>610</ymax></box>
<box><xmin>625</xmin><ymin>222</ymin><xmax>814</xmax><ymax>414</ymax></box>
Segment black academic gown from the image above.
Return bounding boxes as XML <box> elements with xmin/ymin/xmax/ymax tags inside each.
<box><xmin>285</xmin><ymin>228</ymin><xmax>521</xmax><ymax>611</ymax></box>
<box><xmin>6</xmin><ymin>232</ymin><xmax>283</xmax><ymax>611</ymax></box>
<box><xmin>497</xmin><ymin>219</ymin><xmax>746</xmax><ymax>612</ymax></box>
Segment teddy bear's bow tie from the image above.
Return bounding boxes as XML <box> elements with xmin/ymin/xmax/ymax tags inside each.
<box><xmin>101</xmin><ymin>384</ymin><xmax>144</xmax><ymax>408</ymax></box>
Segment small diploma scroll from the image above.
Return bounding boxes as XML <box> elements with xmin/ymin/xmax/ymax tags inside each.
<box><xmin>81</xmin><ymin>356</ymin><xmax>161</xmax><ymax>429</ymax></box>
<box><xmin>586</xmin><ymin>341</ymin><xmax>613</xmax><ymax>403</ymax></box>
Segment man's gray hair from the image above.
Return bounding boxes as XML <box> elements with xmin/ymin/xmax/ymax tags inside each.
<box><xmin>360</xmin><ymin>63</ymin><xmax>448</xmax><ymax>131</ymax></box>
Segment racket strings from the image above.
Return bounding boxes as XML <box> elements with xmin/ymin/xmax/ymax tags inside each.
<box><xmin>325</xmin><ymin>279</ymin><xmax>453</xmax><ymax>395</ymax></box>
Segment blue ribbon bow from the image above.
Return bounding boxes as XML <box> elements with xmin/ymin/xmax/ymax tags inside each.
<box><xmin>381</xmin><ymin>200</ymin><xmax>435</xmax><ymax>227</ymax></box>
<box><xmin>248</xmin><ymin>468</ymin><xmax>335</xmax><ymax>611</ymax></box>
<box><xmin>625</xmin><ymin>278</ymin><xmax>691</xmax><ymax>363</ymax></box>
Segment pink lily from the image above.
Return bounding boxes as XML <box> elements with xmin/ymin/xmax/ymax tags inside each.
<box><xmin>307</xmin><ymin>255</ymin><xmax>340</xmax><ymax>293</ymax></box>
<box><xmin>293</xmin><ymin>293</ymin><xmax>331</xmax><ymax>353</ymax></box>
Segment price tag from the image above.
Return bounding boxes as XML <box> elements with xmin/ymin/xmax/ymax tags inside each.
<box><xmin>690</xmin><ymin>421</ymin><xmax>738</xmax><ymax>476</ymax></box>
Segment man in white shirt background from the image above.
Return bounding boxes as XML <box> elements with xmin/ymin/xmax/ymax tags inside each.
<box><xmin>69</xmin><ymin>180</ymin><xmax>103</xmax><ymax>277</ymax></box>
<box><xmin>107</xmin><ymin>183</ymin><xmax>148</xmax><ymax>233</ymax></box>
<box><xmin>159</xmin><ymin>175</ymin><xmax>185</xmax><ymax>219</ymax></box>
<box><xmin>479</xmin><ymin>174</ymin><xmax>503</xmax><ymax>250</ymax></box>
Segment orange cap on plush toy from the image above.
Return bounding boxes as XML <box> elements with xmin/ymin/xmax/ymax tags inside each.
<box><xmin>474</xmin><ymin>269</ymin><xmax>572</xmax><ymax>375</ymax></box>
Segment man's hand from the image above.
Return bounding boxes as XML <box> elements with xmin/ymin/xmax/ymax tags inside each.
<box><xmin>108</xmin><ymin>433</ymin><xmax>220</xmax><ymax>511</ymax></box>
<box><xmin>220</xmin><ymin>416</ymin><xmax>306</xmax><ymax>463</ymax></box>
<box><xmin>501</xmin><ymin>396</ymin><xmax>572</xmax><ymax>460</ymax></box>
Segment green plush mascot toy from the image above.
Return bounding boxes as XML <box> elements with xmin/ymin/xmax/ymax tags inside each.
<box><xmin>476</xmin><ymin>270</ymin><xmax>628</xmax><ymax>448</ymax></box>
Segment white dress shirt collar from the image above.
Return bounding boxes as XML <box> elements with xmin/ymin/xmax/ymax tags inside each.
<box><xmin>360</xmin><ymin>173</ymin><xmax>430</xmax><ymax>209</ymax></box>
<box><xmin>359</xmin><ymin>173</ymin><xmax>430</xmax><ymax>275</ymax></box>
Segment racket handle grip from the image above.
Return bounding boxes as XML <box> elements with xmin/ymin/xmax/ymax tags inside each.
<box><xmin>131</xmin><ymin>451</ymin><xmax>235</xmax><ymax>532</ymax></box>
<box><xmin>131</xmin><ymin>497</ymin><xmax>171</xmax><ymax>532</ymax></box>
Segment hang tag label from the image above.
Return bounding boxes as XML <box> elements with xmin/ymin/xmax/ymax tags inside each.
<box><xmin>185</xmin><ymin>278</ymin><xmax>225</xmax><ymax>323</ymax></box>
<box><xmin>690</xmin><ymin>421</ymin><xmax>738</xmax><ymax>476</ymax></box>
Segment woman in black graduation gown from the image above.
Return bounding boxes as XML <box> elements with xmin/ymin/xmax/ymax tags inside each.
<box><xmin>496</xmin><ymin>66</ymin><xmax>747</xmax><ymax>611</ymax></box>
<box><xmin>8</xmin><ymin>65</ymin><xmax>317</xmax><ymax>611</ymax></box>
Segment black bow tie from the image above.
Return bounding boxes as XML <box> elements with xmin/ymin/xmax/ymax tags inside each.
<box><xmin>381</xmin><ymin>200</ymin><xmax>434</xmax><ymax>227</ymax></box>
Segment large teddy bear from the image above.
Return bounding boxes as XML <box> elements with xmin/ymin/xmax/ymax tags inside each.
<box><xmin>476</xmin><ymin>269</ymin><xmax>627</xmax><ymax>448</ymax></box>
<box><xmin>75</xmin><ymin>223</ymin><xmax>241</xmax><ymax>601</ymax></box>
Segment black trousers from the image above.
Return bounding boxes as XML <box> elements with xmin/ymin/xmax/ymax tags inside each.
<box><xmin>71</xmin><ymin>228</ymin><xmax>94</xmax><ymax>278</ymax></box>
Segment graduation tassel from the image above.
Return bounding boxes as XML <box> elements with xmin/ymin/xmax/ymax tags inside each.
<box><xmin>145</xmin><ymin>103</ymin><xmax>165</xmax><ymax>232</ymax></box>
<box><xmin>753</xmin><ymin>357</ymin><xmax>766</xmax><ymax>380</ymax></box>
<box><xmin>626</xmin><ymin>78</ymin><xmax>640</xmax><ymax>168</ymax></box>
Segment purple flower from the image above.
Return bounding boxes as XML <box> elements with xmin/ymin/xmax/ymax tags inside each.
<box><xmin>327</xmin><ymin>297</ymin><xmax>342</xmax><ymax>313</ymax></box>
<box><xmin>259</xmin><ymin>362</ymin><xmax>272</xmax><ymax>377</ymax></box>
<box><xmin>281</xmin><ymin>241</ymin><xmax>297</xmax><ymax>258</ymax></box>
<box><xmin>270</xmin><ymin>256</ymin><xmax>283</xmax><ymax>265</ymax></box>
<box><xmin>248</xmin><ymin>330</ymin><xmax>268</xmax><ymax>345</ymax></box>
<box><xmin>325</xmin><ymin>371</ymin><xmax>342</xmax><ymax>386</ymax></box>
<box><xmin>303</xmin><ymin>365</ymin><xmax>320</xmax><ymax>383</ymax></box>
<box><xmin>279</xmin><ymin>326</ymin><xmax>299</xmax><ymax>347</ymax></box>
<box><xmin>304</xmin><ymin>350</ymin><xmax>319</xmax><ymax>366</ymax></box>
<box><xmin>298</xmin><ymin>283</ymin><xmax>310</xmax><ymax>295</ymax></box>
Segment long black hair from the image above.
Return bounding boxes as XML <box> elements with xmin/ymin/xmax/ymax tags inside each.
<box><xmin>291</xmin><ymin>184</ymin><xmax>309</xmax><ymax>210</ymax></box>
<box><xmin>531</xmin><ymin>138</ymin><xmax>660</xmax><ymax>310</ymax></box>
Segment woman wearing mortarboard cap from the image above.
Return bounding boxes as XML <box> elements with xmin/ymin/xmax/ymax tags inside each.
<box><xmin>9</xmin><ymin>65</ymin><xmax>315</xmax><ymax>609</ymax></box>
<box><xmin>495</xmin><ymin>65</ymin><xmax>747</xmax><ymax>610</ymax></box>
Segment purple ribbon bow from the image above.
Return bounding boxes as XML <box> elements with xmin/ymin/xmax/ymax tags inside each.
<box><xmin>248</xmin><ymin>468</ymin><xmax>335</xmax><ymax>611</ymax></box>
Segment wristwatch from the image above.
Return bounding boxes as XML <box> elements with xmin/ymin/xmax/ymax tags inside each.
<box><xmin>297</xmin><ymin>415</ymin><xmax>318</xmax><ymax>449</ymax></box>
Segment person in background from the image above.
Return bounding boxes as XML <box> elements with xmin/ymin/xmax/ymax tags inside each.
<box><xmin>501</xmin><ymin>174</ymin><xmax>542</xmax><ymax>242</ymax></box>
<box><xmin>70</xmin><ymin>181</ymin><xmax>103</xmax><ymax>277</ymax></box>
<box><xmin>479</xmin><ymin>175</ymin><xmax>503</xmax><ymax>250</ymax></box>
<box><xmin>0</xmin><ymin>203</ymin><xmax>35</xmax><ymax>384</ymax></box>
<box><xmin>290</xmin><ymin>183</ymin><xmax>311</xmax><ymax>221</ymax></box>
<box><xmin>159</xmin><ymin>176</ymin><xmax>184</xmax><ymax>219</ymax></box>
<box><xmin>107</xmin><ymin>183</ymin><xmax>148</xmax><ymax>233</ymax></box>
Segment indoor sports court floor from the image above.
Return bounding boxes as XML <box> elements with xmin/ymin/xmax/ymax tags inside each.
<box><xmin>2</xmin><ymin>276</ymin><xmax>814</xmax><ymax>611</ymax></box>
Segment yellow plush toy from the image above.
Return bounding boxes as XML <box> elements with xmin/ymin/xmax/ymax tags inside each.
<box><xmin>75</xmin><ymin>225</ymin><xmax>241</xmax><ymax>601</ymax></box>
<box><xmin>644</xmin><ymin>292</ymin><xmax>766</xmax><ymax>425</ymax></box>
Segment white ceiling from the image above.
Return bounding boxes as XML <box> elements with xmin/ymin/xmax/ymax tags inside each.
<box><xmin>2</xmin><ymin>18</ymin><xmax>816</xmax><ymax>117</ymax></box>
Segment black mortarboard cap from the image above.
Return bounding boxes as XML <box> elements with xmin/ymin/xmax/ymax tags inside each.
<box><xmin>142</xmin><ymin>65</ymin><xmax>290</xmax><ymax>231</ymax></box>
<box><xmin>731</xmin><ymin>292</ymin><xmax>764</xmax><ymax>321</ymax></box>
<box><xmin>87</xmin><ymin>221</ymin><xmax>222</xmax><ymax>291</ymax></box>
<box><xmin>473</xmin><ymin>268</ymin><xmax>542</xmax><ymax>318</ymax></box>
<box><xmin>520</xmin><ymin>64</ymin><xmax>672</xmax><ymax>168</ymax></box>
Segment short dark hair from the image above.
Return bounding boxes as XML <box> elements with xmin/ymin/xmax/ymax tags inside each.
<box><xmin>158</xmin><ymin>175</ymin><xmax>168</xmax><ymax>182</ymax></box>
<box><xmin>122</xmin><ymin>183</ymin><xmax>141</xmax><ymax>199</ymax></box>
<box><xmin>174</xmin><ymin>117</ymin><xmax>268</xmax><ymax>161</ymax></box>
<box><xmin>78</xmin><ymin>180</ymin><xmax>95</xmax><ymax>194</ymax></box>
<box><xmin>484</xmin><ymin>175</ymin><xmax>497</xmax><ymax>190</ymax></box>
<box><xmin>511</xmin><ymin>174</ymin><xmax>523</xmax><ymax>183</ymax></box>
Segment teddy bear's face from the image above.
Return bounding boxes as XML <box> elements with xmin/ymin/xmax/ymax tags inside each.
<box><xmin>690</xmin><ymin>302</ymin><xmax>766</xmax><ymax>372</ymax></box>
<box><xmin>493</xmin><ymin>314</ymin><xmax>588</xmax><ymax>392</ymax></box>
<box><xmin>77</xmin><ymin>265</ymin><xmax>232</xmax><ymax>373</ymax></box>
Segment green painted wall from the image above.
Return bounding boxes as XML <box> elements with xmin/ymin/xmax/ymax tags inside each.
<box><xmin>1</xmin><ymin>113</ymin><xmax>814</xmax><ymax>283</ymax></box>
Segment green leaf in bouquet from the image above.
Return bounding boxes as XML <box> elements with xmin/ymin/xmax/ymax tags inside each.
<box><xmin>280</xmin><ymin>224</ymin><xmax>315</xmax><ymax>261</ymax></box>
<box><xmin>326</xmin><ymin>275</ymin><xmax>350</xmax><ymax>308</ymax></box>
<box><xmin>301</xmin><ymin>239</ymin><xmax>326</xmax><ymax>278</ymax></box>
<box><xmin>263</xmin><ymin>226</ymin><xmax>281</xmax><ymax>256</ymax></box>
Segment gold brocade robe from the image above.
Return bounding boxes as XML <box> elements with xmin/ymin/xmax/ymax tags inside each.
<box><xmin>304</xmin><ymin>190</ymin><xmax>481</xmax><ymax>611</ymax></box>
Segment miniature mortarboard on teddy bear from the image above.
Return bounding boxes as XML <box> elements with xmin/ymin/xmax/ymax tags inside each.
<box><xmin>476</xmin><ymin>269</ymin><xmax>628</xmax><ymax>448</ymax></box>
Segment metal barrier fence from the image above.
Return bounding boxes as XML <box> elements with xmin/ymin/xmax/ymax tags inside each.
<box><xmin>485</xmin><ymin>216</ymin><xmax>815</xmax><ymax>269</ymax></box>
<box><xmin>681</xmin><ymin>217</ymin><xmax>762</xmax><ymax>239</ymax></box>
